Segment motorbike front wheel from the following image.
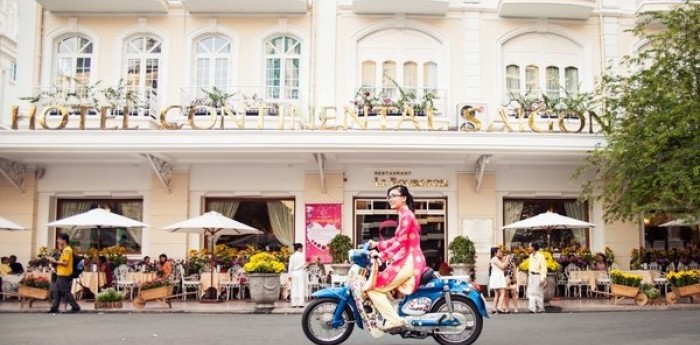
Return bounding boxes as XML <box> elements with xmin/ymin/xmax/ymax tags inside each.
<box><xmin>430</xmin><ymin>296</ymin><xmax>483</xmax><ymax>345</ymax></box>
<box><xmin>301</xmin><ymin>298</ymin><xmax>355</xmax><ymax>345</ymax></box>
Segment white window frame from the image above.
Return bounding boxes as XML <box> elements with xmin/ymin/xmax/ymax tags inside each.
<box><xmin>124</xmin><ymin>35</ymin><xmax>162</xmax><ymax>100</ymax></box>
<box><xmin>193</xmin><ymin>35</ymin><xmax>232</xmax><ymax>88</ymax></box>
<box><xmin>264</xmin><ymin>35</ymin><xmax>301</xmax><ymax>101</ymax></box>
<box><xmin>54</xmin><ymin>35</ymin><xmax>94</xmax><ymax>89</ymax></box>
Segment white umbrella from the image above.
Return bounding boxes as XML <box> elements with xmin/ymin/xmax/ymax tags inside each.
<box><xmin>501</xmin><ymin>212</ymin><xmax>595</xmax><ymax>248</ymax></box>
<box><xmin>160</xmin><ymin>211</ymin><xmax>261</xmax><ymax>301</ymax></box>
<box><xmin>46</xmin><ymin>208</ymin><xmax>149</xmax><ymax>296</ymax></box>
<box><xmin>0</xmin><ymin>215</ymin><xmax>28</xmax><ymax>231</ymax></box>
<box><xmin>501</xmin><ymin>212</ymin><xmax>595</xmax><ymax>230</ymax></box>
<box><xmin>659</xmin><ymin>218</ymin><xmax>700</xmax><ymax>227</ymax></box>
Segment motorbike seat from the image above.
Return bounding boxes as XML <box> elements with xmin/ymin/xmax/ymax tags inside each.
<box><xmin>419</xmin><ymin>268</ymin><xmax>435</xmax><ymax>286</ymax></box>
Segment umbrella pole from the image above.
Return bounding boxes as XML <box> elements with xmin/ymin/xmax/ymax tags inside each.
<box><xmin>201</xmin><ymin>228</ymin><xmax>222</xmax><ymax>303</ymax></box>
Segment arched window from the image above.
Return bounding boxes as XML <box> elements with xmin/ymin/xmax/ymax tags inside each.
<box><xmin>265</xmin><ymin>35</ymin><xmax>301</xmax><ymax>100</ymax></box>
<box><xmin>525</xmin><ymin>65</ymin><xmax>539</xmax><ymax>94</ymax></box>
<box><xmin>382</xmin><ymin>61</ymin><xmax>397</xmax><ymax>98</ymax></box>
<box><xmin>423</xmin><ymin>62</ymin><xmax>438</xmax><ymax>92</ymax></box>
<box><xmin>55</xmin><ymin>36</ymin><xmax>93</xmax><ymax>88</ymax></box>
<box><xmin>194</xmin><ymin>35</ymin><xmax>232</xmax><ymax>88</ymax></box>
<box><xmin>546</xmin><ymin>66</ymin><xmax>560</xmax><ymax>98</ymax></box>
<box><xmin>361</xmin><ymin>60</ymin><xmax>376</xmax><ymax>88</ymax></box>
<box><xmin>565</xmin><ymin>67</ymin><xmax>579</xmax><ymax>94</ymax></box>
<box><xmin>125</xmin><ymin>35</ymin><xmax>161</xmax><ymax>100</ymax></box>
<box><xmin>403</xmin><ymin>61</ymin><xmax>418</xmax><ymax>92</ymax></box>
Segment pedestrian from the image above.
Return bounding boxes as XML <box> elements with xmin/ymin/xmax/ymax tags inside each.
<box><xmin>503</xmin><ymin>254</ymin><xmax>519</xmax><ymax>313</ymax></box>
<box><xmin>526</xmin><ymin>242</ymin><xmax>547</xmax><ymax>313</ymax></box>
<box><xmin>489</xmin><ymin>247</ymin><xmax>507</xmax><ymax>313</ymax></box>
<box><xmin>47</xmin><ymin>233</ymin><xmax>80</xmax><ymax>313</ymax></box>
<box><xmin>365</xmin><ymin>185</ymin><xmax>426</xmax><ymax>333</ymax></box>
<box><xmin>288</xmin><ymin>243</ymin><xmax>307</xmax><ymax>307</ymax></box>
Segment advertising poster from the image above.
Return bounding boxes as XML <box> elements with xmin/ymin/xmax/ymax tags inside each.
<box><xmin>305</xmin><ymin>203</ymin><xmax>342</xmax><ymax>263</ymax></box>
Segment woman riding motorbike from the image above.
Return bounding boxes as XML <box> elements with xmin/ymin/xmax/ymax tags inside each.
<box><xmin>365</xmin><ymin>185</ymin><xmax>426</xmax><ymax>333</ymax></box>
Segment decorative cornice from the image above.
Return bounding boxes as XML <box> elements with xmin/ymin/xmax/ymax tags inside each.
<box><xmin>0</xmin><ymin>157</ymin><xmax>26</xmax><ymax>193</ymax></box>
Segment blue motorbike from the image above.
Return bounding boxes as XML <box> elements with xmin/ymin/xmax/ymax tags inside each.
<box><xmin>301</xmin><ymin>244</ymin><xmax>489</xmax><ymax>345</ymax></box>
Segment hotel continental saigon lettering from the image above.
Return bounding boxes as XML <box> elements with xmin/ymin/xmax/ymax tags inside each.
<box><xmin>8</xmin><ymin>102</ymin><xmax>594</xmax><ymax>133</ymax></box>
<box><xmin>373</xmin><ymin>171</ymin><xmax>448</xmax><ymax>188</ymax></box>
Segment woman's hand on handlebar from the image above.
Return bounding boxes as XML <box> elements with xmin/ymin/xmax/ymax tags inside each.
<box><xmin>367</xmin><ymin>240</ymin><xmax>378</xmax><ymax>249</ymax></box>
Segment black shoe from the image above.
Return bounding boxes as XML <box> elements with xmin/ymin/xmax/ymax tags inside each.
<box><xmin>47</xmin><ymin>309</ymin><xmax>59</xmax><ymax>314</ymax></box>
<box><xmin>65</xmin><ymin>307</ymin><xmax>80</xmax><ymax>314</ymax></box>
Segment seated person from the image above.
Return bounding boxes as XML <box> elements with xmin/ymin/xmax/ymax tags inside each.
<box><xmin>139</xmin><ymin>256</ymin><xmax>154</xmax><ymax>272</ymax></box>
<box><xmin>308</xmin><ymin>256</ymin><xmax>326</xmax><ymax>283</ymax></box>
<box><xmin>592</xmin><ymin>254</ymin><xmax>607</xmax><ymax>271</ymax></box>
<box><xmin>0</xmin><ymin>257</ymin><xmax>11</xmax><ymax>277</ymax></box>
<box><xmin>157</xmin><ymin>254</ymin><xmax>173</xmax><ymax>279</ymax></box>
<box><xmin>9</xmin><ymin>255</ymin><xmax>24</xmax><ymax>274</ymax></box>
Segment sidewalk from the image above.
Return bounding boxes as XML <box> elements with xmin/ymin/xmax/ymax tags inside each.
<box><xmin>1</xmin><ymin>297</ymin><xmax>699</xmax><ymax>314</ymax></box>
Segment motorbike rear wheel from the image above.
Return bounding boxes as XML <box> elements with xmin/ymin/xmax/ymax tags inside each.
<box><xmin>301</xmin><ymin>298</ymin><xmax>355</xmax><ymax>345</ymax></box>
<box><xmin>430</xmin><ymin>296</ymin><xmax>483</xmax><ymax>345</ymax></box>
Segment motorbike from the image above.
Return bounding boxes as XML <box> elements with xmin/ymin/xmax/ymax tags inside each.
<box><xmin>301</xmin><ymin>243</ymin><xmax>489</xmax><ymax>345</ymax></box>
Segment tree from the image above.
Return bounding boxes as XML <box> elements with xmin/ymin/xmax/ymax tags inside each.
<box><xmin>577</xmin><ymin>2</ymin><xmax>700</xmax><ymax>223</ymax></box>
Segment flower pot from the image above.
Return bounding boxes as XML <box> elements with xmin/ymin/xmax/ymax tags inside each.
<box><xmin>449</xmin><ymin>263</ymin><xmax>474</xmax><ymax>277</ymax></box>
<box><xmin>248</xmin><ymin>273</ymin><xmax>280</xmax><ymax>313</ymax></box>
<box><xmin>96</xmin><ymin>301</ymin><xmax>123</xmax><ymax>309</ymax></box>
<box><xmin>543</xmin><ymin>273</ymin><xmax>556</xmax><ymax>302</ymax></box>
<box><xmin>677</xmin><ymin>283</ymin><xmax>700</xmax><ymax>297</ymax></box>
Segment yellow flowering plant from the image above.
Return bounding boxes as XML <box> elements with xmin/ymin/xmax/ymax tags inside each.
<box><xmin>99</xmin><ymin>245</ymin><xmax>127</xmax><ymax>266</ymax></box>
<box><xmin>666</xmin><ymin>270</ymin><xmax>700</xmax><ymax>287</ymax></box>
<box><xmin>609</xmin><ymin>269</ymin><xmax>642</xmax><ymax>287</ymax></box>
<box><xmin>244</xmin><ymin>252</ymin><xmax>285</xmax><ymax>274</ymax></box>
<box><xmin>518</xmin><ymin>250</ymin><xmax>561</xmax><ymax>272</ymax></box>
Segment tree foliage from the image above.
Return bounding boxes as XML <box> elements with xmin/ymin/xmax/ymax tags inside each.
<box><xmin>578</xmin><ymin>2</ymin><xmax>700</xmax><ymax>223</ymax></box>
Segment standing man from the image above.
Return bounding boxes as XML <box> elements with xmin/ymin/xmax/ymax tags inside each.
<box><xmin>526</xmin><ymin>242</ymin><xmax>547</xmax><ymax>313</ymax></box>
<box><xmin>47</xmin><ymin>233</ymin><xmax>81</xmax><ymax>314</ymax></box>
<box><xmin>288</xmin><ymin>243</ymin><xmax>307</xmax><ymax>307</ymax></box>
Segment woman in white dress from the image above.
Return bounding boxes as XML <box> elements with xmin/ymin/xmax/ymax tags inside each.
<box><xmin>489</xmin><ymin>247</ymin><xmax>507</xmax><ymax>313</ymax></box>
<box><xmin>288</xmin><ymin>243</ymin><xmax>307</xmax><ymax>307</ymax></box>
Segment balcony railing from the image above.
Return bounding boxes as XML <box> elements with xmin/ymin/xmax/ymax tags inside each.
<box><xmin>180</xmin><ymin>86</ymin><xmax>302</xmax><ymax>116</ymax></box>
<box><xmin>353</xmin><ymin>86</ymin><xmax>448</xmax><ymax>117</ymax></box>
<box><xmin>351</xmin><ymin>0</ymin><xmax>450</xmax><ymax>16</ymax></box>
<box><xmin>182</xmin><ymin>0</ymin><xmax>308</xmax><ymax>15</ymax></box>
<box><xmin>29</xmin><ymin>85</ymin><xmax>160</xmax><ymax>118</ymax></box>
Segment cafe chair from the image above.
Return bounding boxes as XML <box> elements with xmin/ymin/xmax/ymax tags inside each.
<box><xmin>180</xmin><ymin>268</ymin><xmax>202</xmax><ymax>300</ymax></box>
<box><xmin>218</xmin><ymin>268</ymin><xmax>238</xmax><ymax>300</ymax></box>
<box><xmin>114</xmin><ymin>266</ymin><xmax>138</xmax><ymax>300</ymax></box>
<box><xmin>565</xmin><ymin>264</ymin><xmax>583</xmax><ymax>298</ymax></box>
<box><xmin>595</xmin><ymin>271</ymin><xmax>611</xmax><ymax>294</ymax></box>
<box><xmin>651</xmin><ymin>270</ymin><xmax>669</xmax><ymax>295</ymax></box>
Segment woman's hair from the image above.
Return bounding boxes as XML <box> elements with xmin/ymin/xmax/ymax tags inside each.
<box><xmin>293</xmin><ymin>243</ymin><xmax>303</xmax><ymax>251</ymax></box>
<box><xmin>159</xmin><ymin>254</ymin><xmax>168</xmax><ymax>261</ymax></box>
<box><xmin>490</xmin><ymin>247</ymin><xmax>501</xmax><ymax>258</ymax></box>
<box><xmin>387</xmin><ymin>184</ymin><xmax>415</xmax><ymax>212</ymax></box>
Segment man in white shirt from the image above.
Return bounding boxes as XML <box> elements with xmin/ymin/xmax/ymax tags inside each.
<box><xmin>527</xmin><ymin>242</ymin><xmax>547</xmax><ymax>313</ymax></box>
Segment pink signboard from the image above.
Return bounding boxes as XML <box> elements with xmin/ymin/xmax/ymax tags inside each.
<box><xmin>305</xmin><ymin>203</ymin><xmax>342</xmax><ymax>264</ymax></box>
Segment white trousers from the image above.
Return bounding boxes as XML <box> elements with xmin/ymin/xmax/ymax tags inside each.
<box><xmin>527</xmin><ymin>274</ymin><xmax>544</xmax><ymax>312</ymax></box>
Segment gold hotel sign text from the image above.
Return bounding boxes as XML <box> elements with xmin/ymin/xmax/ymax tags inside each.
<box><xmin>8</xmin><ymin>103</ymin><xmax>589</xmax><ymax>133</ymax></box>
<box><xmin>374</xmin><ymin>171</ymin><xmax>448</xmax><ymax>188</ymax></box>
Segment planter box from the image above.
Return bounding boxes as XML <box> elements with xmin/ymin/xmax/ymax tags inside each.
<box><xmin>677</xmin><ymin>283</ymin><xmax>700</xmax><ymax>297</ymax></box>
<box><xmin>611</xmin><ymin>284</ymin><xmax>639</xmax><ymax>298</ymax></box>
<box><xmin>139</xmin><ymin>285</ymin><xmax>173</xmax><ymax>301</ymax></box>
<box><xmin>95</xmin><ymin>301</ymin><xmax>123</xmax><ymax>309</ymax></box>
<box><xmin>18</xmin><ymin>286</ymin><xmax>49</xmax><ymax>300</ymax></box>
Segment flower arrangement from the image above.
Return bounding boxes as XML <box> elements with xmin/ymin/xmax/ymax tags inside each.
<box><xmin>100</xmin><ymin>245</ymin><xmax>127</xmax><ymax>266</ymax></box>
<box><xmin>609</xmin><ymin>269</ymin><xmax>642</xmax><ymax>287</ymax></box>
<box><xmin>328</xmin><ymin>234</ymin><xmax>353</xmax><ymax>264</ymax></box>
<box><xmin>642</xmin><ymin>283</ymin><xmax>660</xmax><ymax>300</ymax></box>
<box><xmin>243</xmin><ymin>252</ymin><xmax>285</xmax><ymax>274</ymax></box>
<box><xmin>448</xmin><ymin>236</ymin><xmax>476</xmax><ymax>265</ymax></box>
<box><xmin>666</xmin><ymin>270</ymin><xmax>700</xmax><ymax>287</ymax></box>
<box><xmin>604</xmin><ymin>247</ymin><xmax>616</xmax><ymax>266</ymax></box>
<box><xmin>140</xmin><ymin>278</ymin><xmax>171</xmax><ymax>291</ymax></box>
<box><xmin>20</xmin><ymin>276</ymin><xmax>50</xmax><ymax>290</ymax></box>
<box><xmin>187</xmin><ymin>248</ymin><xmax>211</xmax><ymax>274</ymax></box>
<box><xmin>96</xmin><ymin>288</ymin><xmax>124</xmax><ymax>303</ymax></box>
<box><xmin>518</xmin><ymin>250</ymin><xmax>561</xmax><ymax>272</ymax></box>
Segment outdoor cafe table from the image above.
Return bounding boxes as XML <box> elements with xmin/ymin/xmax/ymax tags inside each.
<box><xmin>127</xmin><ymin>272</ymin><xmax>157</xmax><ymax>285</ymax></box>
<box><xmin>71</xmin><ymin>271</ymin><xmax>106</xmax><ymax>296</ymax></box>
<box><xmin>199</xmin><ymin>272</ymin><xmax>231</xmax><ymax>297</ymax></box>
<box><xmin>568</xmin><ymin>270</ymin><xmax>653</xmax><ymax>291</ymax></box>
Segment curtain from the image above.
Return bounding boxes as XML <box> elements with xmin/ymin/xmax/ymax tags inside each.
<box><xmin>267</xmin><ymin>200</ymin><xmax>294</xmax><ymax>247</ymax></box>
<box><xmin>207</xmin><ymin>200</ymin><xmax>241</xmax><ymax>245</ymax></box>
<box><xmin>564</xmin><ymin>201</ymin><xmax>588</xmax><ymax>247</ymax></box>
<box><xmin>120</xmin><ymin>201</ymin><xmax>144</xmax><ymax>247</ymax></box>
<box><xmin>58</xmin><ymin>201</ymin><xmax>93</xmax><ymax>243</ymax></box>
<box><xmin>504</xmin><ymin>201</ymin><xmax>525</xmax><ymax>249</ymax></box>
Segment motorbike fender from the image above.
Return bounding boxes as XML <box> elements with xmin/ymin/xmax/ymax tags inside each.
<box><xmin>311</xmin><ymin>287</ymin><xmax>364</xmax><ymax>329</ymax></box>
<box><xmin>463</xmin><ymin>289</ymin><xmax>489</xmax><ymax>319</ymax></box>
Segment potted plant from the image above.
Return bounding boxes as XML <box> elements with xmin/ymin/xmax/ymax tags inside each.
<box><xmin>328</xmin><ymin>234</ymin><xmax>353</xmax><ymax>276</ymax></box>
<box><xmin>448</xmin><ymin>235</ymin><xmax>476</xmax><ymax>276</ymax></box>
<box><xmin>665</xmin><ymin>269</ymin><xmax>700</xmax><ymax>304</ymax></box>
<box><xmin>96</xmin><ymin>288</ymin><xmax>124</xmax><ymax>309</ymax></box>
<box><xmin>609</xmin><ymin>269</ymin><xmax>643</xmax><ymax>304</ymax></box>
<box><xmin>244</xmin><ymin>252</ymin><xmax>285</xmax><ymax>313</ymax></box>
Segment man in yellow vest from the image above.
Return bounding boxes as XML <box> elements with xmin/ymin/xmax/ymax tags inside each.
<box><xmin>48</xmin><ymin>233</ymin><xmax>80</xmax><ymax>314</ymax></box>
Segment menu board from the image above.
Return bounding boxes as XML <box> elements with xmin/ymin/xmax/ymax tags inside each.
<box><xmin>461</xmin><ymin>218</ymin><xmax>493</xmax><ymax>253</ymax></box>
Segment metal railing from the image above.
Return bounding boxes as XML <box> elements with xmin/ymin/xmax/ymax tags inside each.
<box><xmin>29</xmin><ymin>85</ymin><xmax>160</xmax><ymax>117</ymax></box>
<box><xmin>180</xmin><ymin>86</ymin><xmax>302</xmax><ymax>115</ymax></box>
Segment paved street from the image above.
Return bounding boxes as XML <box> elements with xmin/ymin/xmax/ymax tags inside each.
<box><xmin>0</xmin><ymin>310</ymin><xmax>697</xmax><ymax>345</ymax></box>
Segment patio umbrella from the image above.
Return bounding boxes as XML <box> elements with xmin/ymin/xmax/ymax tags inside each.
<box><xmin>0</xmin><ymin>215</ymin><xmax>28</xmax><ymax>231</ymax></box>
<box><xmin>659</xmin><ymin>218</ymin><xmax>700</xmax><ymax>227</ymax></box>
<box><xmin>46</xmin><ymin>208</ymin><xmax>149</xmax><ymax>296</ymax></box>
<box><xmin>160</xmin><ymin>211</ymin><xmax>261</xmax><ymax>301</ymax></box>
<box><xmin>501</xmin><ymin>212</ymin><xmax>595</xmax><ymax>247</ymax></box>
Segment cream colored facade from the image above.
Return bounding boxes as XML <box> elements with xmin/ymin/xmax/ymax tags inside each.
<box><xmin>1</xmin><ymin>0</ymin><xmax>672</xmax><ymax>283</ymax></box>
